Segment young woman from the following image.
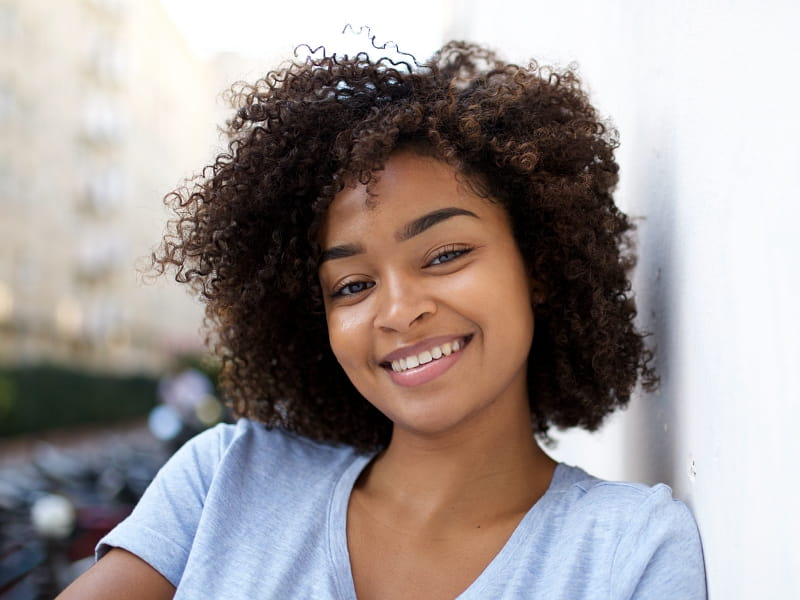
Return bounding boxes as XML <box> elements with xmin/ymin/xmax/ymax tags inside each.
<box><xmin>59</xmin><ymin>41</ymin><xmax>706</xmax><ymax>599</ymax></box>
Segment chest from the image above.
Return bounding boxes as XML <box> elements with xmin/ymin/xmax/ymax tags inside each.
<box><xmin>346</xmin><ymin>498</ymin><xmax>525</xmax><ymax>600</ymax></box>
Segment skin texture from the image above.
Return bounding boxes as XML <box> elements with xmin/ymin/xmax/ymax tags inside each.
<box><xmin>320</xmin><ymin>152</ymin><xmax>557</xmax><ymax>598</ymax></box>
<box><xmin>55</xmin><ymin>548</ymin><xmax>174</xmax><ymax>599</ymax></box>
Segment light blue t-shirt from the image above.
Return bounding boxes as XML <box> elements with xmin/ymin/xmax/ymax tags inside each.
<box><xmin>98</xmin><ymin>419</ymin><xmax>706</xmax><ymax>599</ymax></box>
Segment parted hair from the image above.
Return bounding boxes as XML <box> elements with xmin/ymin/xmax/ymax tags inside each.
<box><xmin>153</xmin><ymin>40</ymin><xmax>657</xmax><ymax>452</ymax></box>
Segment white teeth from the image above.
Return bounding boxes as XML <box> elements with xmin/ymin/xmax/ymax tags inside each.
<box><xmin>387</xmin><ymin>338</ymin><xmax>466</xmax><ymax>373</ymax></box>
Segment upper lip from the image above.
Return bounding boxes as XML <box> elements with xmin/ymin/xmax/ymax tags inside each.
<box><xmin>378</xmin><ymin>334</ymin><xmax>472</xmax><ymax>365</ymax></box>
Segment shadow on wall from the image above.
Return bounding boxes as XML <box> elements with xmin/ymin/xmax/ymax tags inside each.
<box><xmin>624</xmin><ymin>121</ymin><xmax>681</xmax><ymax>489</ymax></box>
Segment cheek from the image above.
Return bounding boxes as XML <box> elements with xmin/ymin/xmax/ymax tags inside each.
<box><xmin>325</xmin><ymin>308</ymin><xmax>371</xmax><ymax>368</ymax></box>
<box><xmin>456</xmin><ymin>258</ymin><xmax>533</xmax><ymax>320</ymax></box>
<box><xmin>474</xmin><ymin>258</ymin><xmax>535</xmax><ymax>350</ymax></box>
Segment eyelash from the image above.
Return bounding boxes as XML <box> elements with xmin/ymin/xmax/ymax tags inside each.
<box><xmin>331</xmin><ymin>280</ymin><xmax>374</xmax><ymax>298</ymax></box>
<box><xmin>329</xmin><ymin>245</ymin><xmax>474</xmax><ymax>298</ymax></box>
<box><xmin>428</xmin><ymin>244</ymin><xmax>473</xmax><ymax>266</ymax></box>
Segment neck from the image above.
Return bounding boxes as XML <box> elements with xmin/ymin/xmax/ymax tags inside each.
<box><xmin>358</xmin><ymin>401</ymin><xmax>557</xmax><ymax>525</ymax></box>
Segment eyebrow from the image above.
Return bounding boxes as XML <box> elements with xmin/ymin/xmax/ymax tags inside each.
<box><xmin>396</xmin><ymin>207</ymin><xmax>478</xmax><ymax>242</ymax></box>
<box><xmin>319</xmin><ymin>243</ymin><xmax>364</xmax><ymax>264</ymax></box>
<box><xmin>319</xmin><ymin>207</ymin><xmax>479</xmax><ymax>265</ymax></box>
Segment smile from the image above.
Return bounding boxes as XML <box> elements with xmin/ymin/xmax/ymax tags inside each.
<box><xmin>386</xmin><ymin>336</ymin><xmax>471</xmax><ymax>373</ymax></box>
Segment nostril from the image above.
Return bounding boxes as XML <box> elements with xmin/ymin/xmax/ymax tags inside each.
<box><xmin>411</xmin><ymin>310</ymin><xmax>434</xmax><ymax>324</ymax></box>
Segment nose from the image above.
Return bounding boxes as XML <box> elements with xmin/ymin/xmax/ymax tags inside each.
<box><xmin>373</xmin><ymin>272</ymin><xmax>437</xmax><ymax>332</ymax></box>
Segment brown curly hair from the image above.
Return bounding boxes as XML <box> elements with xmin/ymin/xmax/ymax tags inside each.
<box><xmin>154</xmin><ymin>41</ymin><xmax>657</xmax><ymax>452</ymax></box>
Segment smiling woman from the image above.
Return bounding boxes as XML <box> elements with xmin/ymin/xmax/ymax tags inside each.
<box><xmin>318</xmin><ymin>153</ymin><xmax>536</xmax><ymax>441</ymax></box>
<box><xmin>58</xmin><ymin>40</ymin><xmax>706</xmax><ymax>599</ymax></box>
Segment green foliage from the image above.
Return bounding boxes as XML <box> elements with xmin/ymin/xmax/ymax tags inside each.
<box><xmin>0</xmin><ymin>365</ymin><xmax>159</xmax><ymax>436</ymax></box>
<box><xmin>0</xmin><ymin>374</ymin><xmax>17</xmax><ymax>421</ymax></box>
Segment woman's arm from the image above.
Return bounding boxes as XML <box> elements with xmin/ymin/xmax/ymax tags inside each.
<box><xmin>56</xmin><ymin>548</ymin><xmax>175</xmax><ymax>600</ymax></box>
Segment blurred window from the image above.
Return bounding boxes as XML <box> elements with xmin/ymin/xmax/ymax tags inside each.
<box><xmin>88</xmin><ymin>34</ymin><xmax>127</xmax><ymax>85</ymax></box>
<box><xmin>0</xmin><ymin>165</ymin><xmax>19</xmax><ymax>204</ymax></box>
<box><xmin>0</xmin><ymin>5</ymin><xmax>18</xmax><ymax>41</ymax></box>
<box><xmin>0</xmin><ymin>84</ymin><xmax>16</xmax><ymax>122</ymax></box>
<box><xmin>83</xmin><ymin>95</ymin><xmax>123</xmax><ymax>144</ymax></box>
<box><xmin>76</xmin><ymin>233</ymin><xmax>125</xmax><ymax>279</ymax></box>
<box><xmin>85</xmin><ymin>168</ymin><xmax>125</xmax><ymax>214</ymax></box>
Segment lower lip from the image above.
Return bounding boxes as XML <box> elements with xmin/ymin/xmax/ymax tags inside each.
<box><xmin>384</xmin><ymin>342</ymin><xmax>468</xmax><ymax>387</ymax></box>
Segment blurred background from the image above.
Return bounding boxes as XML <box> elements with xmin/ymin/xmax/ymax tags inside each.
<box><xmin>1</xmin><ymin>0</ymin><xmax>798</xmax><ymax>597</ymax></box>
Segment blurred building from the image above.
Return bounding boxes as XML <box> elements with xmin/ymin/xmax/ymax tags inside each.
<box><xmin>0</xmin><ymin>0</ymin><xmax>231</xmax><ymax>373</ymax></box>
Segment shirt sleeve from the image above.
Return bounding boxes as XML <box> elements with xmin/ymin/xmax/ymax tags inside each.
<box><xmin>609</xmin><ymin>484</ymin><xmax>707</xmax><ymax>600</ymax></box>
<box><xmin>95</xmin><ymin>423</ymin><xmax>233</xmax><ymax>587</ymax></box>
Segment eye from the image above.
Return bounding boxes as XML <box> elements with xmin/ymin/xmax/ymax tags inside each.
<box><xmin>332</xmin><ymin>280</ymin><xmax>374</xmax><ymax>298</ymax></box>
<box><xmin>428</xmin><ymin>245</ymin><xmax>473</xmax><ymax>266</ymax></box>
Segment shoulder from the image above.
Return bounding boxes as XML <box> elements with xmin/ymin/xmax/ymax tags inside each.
<box><xmin>552</xmin><ymin>463</ymin><xmax>693</xmax><ymax>522</ymax></box>
<box><xmin>177</xmin><ymin>418</ymin><xmax>360</xmax><ymax>473</ymax></box>
<box><xmin>549</xmin><ymin>463</ymin><xmax>701</xmax><ymax>548</ymax></box>
<box><xmin>162</xmin><ymin>418</ymin><xmax>366</xmax><ymax>510</ymax></box>
<box><xmin>548</xmin><ymin>464</ymin><xmax>706</xmax><ymax>599</ymax></box>
<box><xmin>96</xmin><ymin>420</ymin><xmax>365</xmax><ymax>587</ymax></box>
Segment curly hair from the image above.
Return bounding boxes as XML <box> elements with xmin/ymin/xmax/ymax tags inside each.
<box><xmin>153</xmin><ymin>40</ymin><xmax>657</xmax><ymax>452</ymax></box>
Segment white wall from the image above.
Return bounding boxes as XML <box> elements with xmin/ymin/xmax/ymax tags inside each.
<box><xmin>454</xmin><ymin>1</ymin><xmax>800</xmax><ymax>597</ymax></box>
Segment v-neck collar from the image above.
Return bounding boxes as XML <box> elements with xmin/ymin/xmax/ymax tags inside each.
<box><xmin>328</xmin><ymin>457</ymin><xmax>568</xmax><ymax>600</ymax></box>
<box><xmin>329</xmin><ymin>452</ymin><xmax>375</xmax><ymax>600</ymax></box>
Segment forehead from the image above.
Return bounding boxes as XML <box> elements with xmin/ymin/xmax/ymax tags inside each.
<box><xmin>319</xmin><ymin>153</ymin><xmax>496</xmax><ymax>243</ymax></box>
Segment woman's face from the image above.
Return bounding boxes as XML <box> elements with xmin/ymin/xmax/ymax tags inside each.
<box><xmin>318</xmin><ymin>152</ymin><xmax>535</xmax><ymax>438</ymax></box>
